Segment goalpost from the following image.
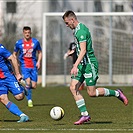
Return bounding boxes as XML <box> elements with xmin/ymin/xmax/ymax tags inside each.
<box><xmin>42</xmin><ymin>12</ymin><xmax>133</xmax><ymax>87</ymax></box>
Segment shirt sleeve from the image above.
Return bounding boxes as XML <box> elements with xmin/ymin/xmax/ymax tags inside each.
<box><xmin>69</xmin><ymin>42</ymin><xmax>76</xmax><ymax>50</ymax></box>
<box><xmin>36</xmin><ymin>40</ymin><xmax>42</xmax><ymax>51</ymax></box>
<box><xmin>0</xmin><ymin>45</ymin><xmax>11</xmax><ymax>58</ymax></box>
<box><xmin>14</xmin><ymin>41</ymin><xmax>19</xmax><ymax>52</ymax></box>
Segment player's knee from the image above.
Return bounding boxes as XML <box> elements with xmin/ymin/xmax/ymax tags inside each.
<box><xmin>69</xmin><ymin>84</ymin><xmax>75</xmax><ymax>91</ymax></box>
<box><xmin>32</xmin><ymin>84</ymin><xmax>37</xmax><ymax>89</ymax></box>
<box><xmin>14</xmin><ymin>93</ymin><xmax>24</xmax><ymax>101</ymax></box>
<box><xmin>69</xmin><ymin>85</ymin><xmax>73</xmax><ymax>90</ymax></box>
<box><xmin>0</xmin><ymin>95</ymin><xmax>9</xmax><ymax>105</ymax></box>
<box><xmin>87</xmin><ymin>90</ymin><xmax>96</xmax><ymax>97</ymax></box>
<box><xmin>69</xmin><ymin>85</ymin><xmax>76</xmax><ymax>95</ymax></box>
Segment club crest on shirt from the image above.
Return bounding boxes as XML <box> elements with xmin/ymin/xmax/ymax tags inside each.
<box><xmin>80</xmin><ymin>35</ymin><xmax>84</xmax><ymax>39</ymax></box>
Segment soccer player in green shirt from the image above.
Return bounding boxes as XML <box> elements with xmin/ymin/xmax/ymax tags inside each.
<box><xmin>62</xmin><ymin>10</ymin><xmax>128</xmax><ymax>125</ymax></box>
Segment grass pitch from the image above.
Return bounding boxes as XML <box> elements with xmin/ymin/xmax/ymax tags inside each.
<box><xmin>0</xmin><ymin>85</ymin><xmax>132</xmax><ymax>133</ymax></box>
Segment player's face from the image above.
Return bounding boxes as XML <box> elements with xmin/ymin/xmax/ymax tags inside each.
<box><xmin>64</xmin><ymin>17</ymin><xmax>75</xmax><ymax>30</ymax></box>
<box><xmin>23</xmin><ymin>30</ymin><xmax>31</xmax><ymax>40</ymax></box>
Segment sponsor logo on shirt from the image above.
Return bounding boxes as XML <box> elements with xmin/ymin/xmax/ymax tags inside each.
<box><xmin>84</xmin><ymin>73</ymin><xmax>92</xmax><ymax>78</ymax></box>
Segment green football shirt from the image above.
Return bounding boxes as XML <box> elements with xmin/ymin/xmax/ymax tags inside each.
<box><xmin>74</xmin><ymin>23</ymin><xmax>96</xmax><ymax>65</ymax></box>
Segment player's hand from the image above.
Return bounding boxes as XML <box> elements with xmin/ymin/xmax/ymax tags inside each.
<box><xmin>15</xmin><ymin>73</ymin><xmax>22</xmax><ymax>82</ymax></box>
<box><xmin>70</xmin><ymin>66</ymin><xmax>78</xmax><ymax>77</ymax></box>
<box><xmin>36</xmin><ymin>62</ymin><xmax>41</xmax><ymax>70</ymax></box>
<box><xmin>64</xmin><ymin>53</ymin><xmax>68</xmax><ymax>60</ymax></box>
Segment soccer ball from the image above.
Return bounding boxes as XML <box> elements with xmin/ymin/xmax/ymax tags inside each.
<box><xmin>50</xmin><ymin>106</ymin><xmax>64</xmax><ymax>120</ymax></box>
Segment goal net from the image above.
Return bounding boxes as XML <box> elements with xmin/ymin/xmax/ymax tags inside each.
<box><xmin>42</xmin><ymin>12</ymin><xmax>132</xmax><ymax>87</ymax></box>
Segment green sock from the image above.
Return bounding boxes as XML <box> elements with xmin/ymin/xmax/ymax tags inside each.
<box><xmin>104</xmin><ymin>88</ymin><xmax>116</xmax><ymax>96</ymax></box>
<box><xmin>76</xmin><ymin>99</ymin><xmax>87</xmax><ymax>112</ymax></box>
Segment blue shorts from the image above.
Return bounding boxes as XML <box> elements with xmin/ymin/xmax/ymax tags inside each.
<box><xmin>21</xmin><ymin>67</ymin><xmax>38</xmax><ymax>82</ymax></box>
<box><xmin>0</xmin><ymin>75</ymin><xmax>24</xmax><ymax>96</ymax></box>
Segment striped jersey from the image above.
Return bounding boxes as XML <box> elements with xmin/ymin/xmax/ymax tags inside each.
<box><xmin>14</xmin><ymin>38</ymin><xmax>42</xmax><ymax>68</ymax></box>
<box><xmin>74</xmin><ymin>23</ymin><xmax>95</xmax><ymax>65</ymax></box>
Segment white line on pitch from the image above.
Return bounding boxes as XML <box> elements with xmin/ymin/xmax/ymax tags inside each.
<box><xmin>0</xmin><ymin>128</ymin><xmax>133</xmax><ymax>131</ymax></box>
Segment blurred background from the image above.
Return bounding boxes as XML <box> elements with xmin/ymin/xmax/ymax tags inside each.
<box><xmin>0</xmin><ymin>0</ymin><xmax>132</xmax><ymax>86</ymax></box>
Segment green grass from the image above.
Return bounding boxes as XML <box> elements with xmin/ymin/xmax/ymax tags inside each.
<box><xmin>0</xmin><ymin>85</ymin><xmax>132</xmax><ymax>133</ymax></box>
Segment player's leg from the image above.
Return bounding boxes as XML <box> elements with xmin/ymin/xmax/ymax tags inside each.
<box><xmin>78</xmin><ymin>82</ymin><xmax>85</xmax><ymax>90</ymax></box>
<box><xmin>4</xmin><ymin>79</ymin><xmax>29</xmax><ymax>122</ymax></box>
<box><xmin>14</xmin><ymin>93</ymin><xmax>24</xmax><ymax>101</ymax></box>
<box><xmin>26</xmin><ymin>68</ymin><xmax>38</xmax><ymax>107</ymax></box>
<box><xmin>85</xmin><ymin>62</ymin><xmax>128</xmax><ymax>105</ymax></box>
<box><xmin>70</xmin><ymin>78</ymin><xmax>91</xmax><ymax>125</ymax></box>
<box><xmin>85</xmin><ymin>66</ymin><xmax>128</xmax><ymax>106</ymax></box>
<box><xmin>7</xmin><ymin>79</ymin><xmax>25</xmax><ymax>101</ymax></box>
<box><xmin>85</xmin><ymin>59</ymin><xmax>128</xmax><ymax>105</ymax></box>
<box><xmin>87</xmin><ymin>86</ymin><xmax>128</xmax><ymax>106</ymax></box>
<box><xmin>25</xmin><ymin>77</ymin><xmax>33</xmax><ymax>107</ymax></box>
<box><xmin>31</xmin><ymin>81</ymin><xmax>37</xmax><ymax>89</ymax></box>
<box><xmin>13</xmin><ymin>84</ymin><xmax>25</xmax><ymax>101</ymax></box>
<box><xmin>87</xmin><ymin>85</ymin><xmax>119</xmax><ymax>97</ymax></box>
<box><xmin>0</xmin><ymin>90</ymin><xmax>29</xmax><ymax>122</ymax></box>
<box><xmin>26</xmin><ymin>80</ymin><xmax>37</xmax><ymax>108</ymax></box>
<box><xmin>21</xmin><ymin>67</ymin><xmax>33</xmax><ymax>107</ymax></box>
<box><xmin>30</xmin><ymin>68</ymin><xmax>38</xmax><ymax>90</ymax></box>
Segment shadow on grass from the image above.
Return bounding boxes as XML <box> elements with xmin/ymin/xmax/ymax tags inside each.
<box><xmin>33</xmin><ymin>103</ymin><xmax>56</xmax><ymax>107</ymax></box>
<box><xmin>0</xmin><ymin>120</ymin><xmax>33</xmax><ymax>122</ymax></box>
<box><xmin>54</xmin><ymin>124</ymin><xmax>66</xmax><ymax>125</ymax></box>
<box><xmin>74</xmin><ymin>121</ymin><xmax>112</xmax><ymax>125</ymax></box>
<box><xmin>90</xmin><ymin>121</ymin><xmax>112</xmax><ymax>124</ymax></box>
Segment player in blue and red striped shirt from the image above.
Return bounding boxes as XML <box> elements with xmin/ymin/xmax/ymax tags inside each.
<box><xmin>0</xmin><ymin>44</ymin><xmax>29</xmax><ymax>122</ymax></box>
<box><xmin>13</xmin><ymin>26</ymin><xmax>42</xmax><ymax>107</ymax></box>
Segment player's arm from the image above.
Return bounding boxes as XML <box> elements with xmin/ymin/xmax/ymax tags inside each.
<box><xmin>71</xmin><ymin>41</ymin><xmax>86</xmax><ymax>76</ymax></box>
<box><xmin>13</xmin><ymin>41</ymin><xmax>20</xmax><ymax>62</ymax></box>
<box><xmin>13</xmin><ymin>51</ymin><xmax>20</xmax><ymax>67</ymax></box>
<box><xmin>64</xmin><ymin>49</ymin><xmax>75</xmax><ymax>59</ymax></box>
<box><xmin>13</xmin><ymin>51</ymin><xmax>17</xmax><ymax>58</ymax></box>
<box><xmin>68</xmin><ymin>49</ymin><xmax>75</xmax><ymax>56</ymax></box>
<box><xmin>36</xmin><ymin>50</ymin><xmax>42</xmax><ymax>70</ymax></box>
<box><xmin>64</xmin><ymin>49</ymin><xmax>70</xmax><ymax>59</ymax></box>
<box><xmin>8</xmin><ymin>54</ymin><xmax>22</xmax><ymax>81</ymax></box>
<box><xmin>13</xmin><ymin>41</ymin><xmax>19</xmax><ymax>61</ymax></box>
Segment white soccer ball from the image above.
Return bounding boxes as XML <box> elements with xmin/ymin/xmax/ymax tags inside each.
<box><xmin>50</xmin><ymin>106</ymin><xmax>64</xmax><ymax>120</ymax></box>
